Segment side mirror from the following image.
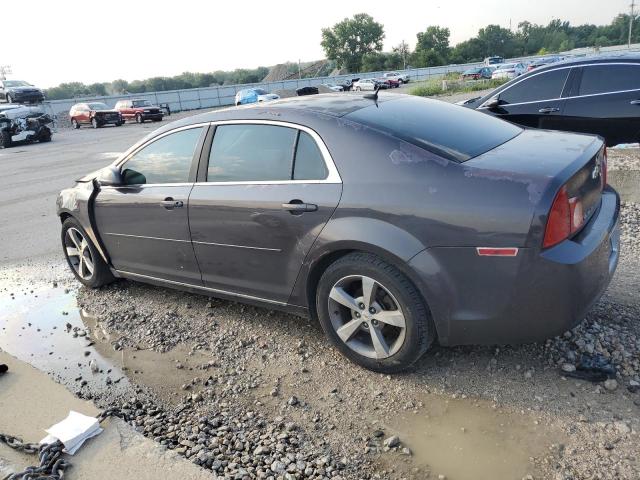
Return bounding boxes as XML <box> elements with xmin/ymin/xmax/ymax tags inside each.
<box><xmin>483</xmin><ymin>95</ymin><xmax>500</xmax><ymax>109</ymax></box>
<box><xmin>96</xmin><ymin>165</ymin><xmax>123</xmax><ymax>187</ymax></box>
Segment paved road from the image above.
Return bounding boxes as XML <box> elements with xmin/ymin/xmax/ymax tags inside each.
<box><xmin>0</xmin><ymin>115</ymin><xmax>198</xmax><ymax>267</ymax></box>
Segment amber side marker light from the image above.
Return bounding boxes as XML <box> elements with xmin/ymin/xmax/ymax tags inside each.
<box><xmin>476</xmin><ymin>247</ymin><xmax>519</xmax><ymax>257</ymax></box>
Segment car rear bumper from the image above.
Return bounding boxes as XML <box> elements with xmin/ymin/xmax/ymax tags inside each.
<box><xmin>409</xmin><ymin>187</ymin><xmax>620</xmax><ymax>346</ymax></box>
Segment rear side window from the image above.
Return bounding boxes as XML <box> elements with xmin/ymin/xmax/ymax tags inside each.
<box><xmin>208</xmin><ymin>125</ymin><xmax>297</xmax><ymax>182</ymax></box>
<box><xmin>579</xmin><ymin>64</ymin><xmax>640</xmax><ymax>95</ymax></box>
<box><xmin>121</xmin><ymin>127</ymin><xmax>203</xmax><ymax>185</ymax></box>
<box><xmin>294</xmin><ymin>132</ymin><xmax>328</xmax><ymax>180</ymax></box>
<box><xmin>499</xmin><ymin>68</ymin><xmax>570</xmax><ymax>104</ymax></box>
<box><xmin>345</xmin><ymin>97</ymin><xmax>522</xmax><ymax>162</ymax></box>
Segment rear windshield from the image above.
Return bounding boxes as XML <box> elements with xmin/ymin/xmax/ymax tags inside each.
<box><xmin>345</xmin><ymin>97</ymin><xmax>522</xmax><ymax>162</ymax></box>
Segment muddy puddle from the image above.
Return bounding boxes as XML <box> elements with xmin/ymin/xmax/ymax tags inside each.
<box><xmin>0</xmin><ymin>284</ymin><xmax>210</xmax><ymax>402</ymax></box>
<box><xmin>384</xmin><ymin>396</ymin><xmax>561</xmax><ymax>480</ymax></box>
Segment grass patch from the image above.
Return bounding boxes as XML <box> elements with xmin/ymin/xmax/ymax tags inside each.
<box><xmin>410</xmin><ymin>77</ymin><xmax>508</xmax><ymax>97</ymax></box>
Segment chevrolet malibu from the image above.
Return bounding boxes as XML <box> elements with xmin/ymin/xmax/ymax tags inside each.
<box><xmin>57</xmin><ymin>94</ymin><xmax>620</xmax><ymax>373</ymax></box>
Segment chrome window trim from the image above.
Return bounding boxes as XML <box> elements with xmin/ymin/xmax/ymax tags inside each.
<box><xmin>480</xmin><ymin>61</ymin><xmax>640</xmax><ymax>109</ymax></box>
<box><xmin>198</xmin><ymin>119</ymin><xmax>342</xmax><ymax>185</ymax></box>
<box><xmin>116</xmin><ymin>270</ymin><xmax>288</xmax><ymax>306</ymax></box>
<box><xmin>114</xmin><ymin>122</ymin><xmax>210</xmax><ymax>168</ymax></box>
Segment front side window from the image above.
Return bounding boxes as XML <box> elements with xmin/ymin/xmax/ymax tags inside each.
<box><xmin>499</xmin><ymin>68</ymin><xmax>570</xmax><ymax>104</ymax></box>
<box><xmin>207</xmin><ymin>124</ymin><xmax>297</xmax><ymax>182</ymax></box>
<box><xmin>121</xmin><ymin>127</ymin><xmax>203</xmax><ymax>185</ymax></box>
<box><xmin>579</xmin><ymin>64</ymin><xmax>640</xmax><ymax>96</ymax></box>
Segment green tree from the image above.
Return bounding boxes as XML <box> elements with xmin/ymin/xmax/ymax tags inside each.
<box><xmin>321</xmin><ymin>13</ymin><xmax>385</xmax><ymax>72</ymax></box>
<box><xmin>413</xmin><ymin>26</ymin><xmax>450</xmax><ymax>66</ymax></box>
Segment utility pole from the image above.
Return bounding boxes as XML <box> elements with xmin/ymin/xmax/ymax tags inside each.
<box><xmin>298</xmin><ymin>59</ymin><xmax>302</xmax><ymax>79</ymax></box>
<box><xmin>630</xmin><ymin>0</ymin><xmax>636</xmax><ymax>48</ymax></box>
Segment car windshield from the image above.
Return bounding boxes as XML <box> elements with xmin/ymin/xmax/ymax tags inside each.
<box><xmin>4</xmin><ymin>80</ymin><xmax>31</xmax><ymax>87</ymax></box>
<box><xmin>254</xmin><ymin>89</ymin><xmax>268</xmax><ymax>95</ymax></box>
<box><xmin>87</xmin><ymin>103</ymin><xmax>109</xmax><ymax>110</ymax></box>
<box><xmin>132</xmin><ymin>100</ymin><xmax>152</xmax><ymax>107</ymax></box>
<box><xmin>345</xmin><ymin>97</ymin><xmax>522</xmax><ymax>163</ymax></box>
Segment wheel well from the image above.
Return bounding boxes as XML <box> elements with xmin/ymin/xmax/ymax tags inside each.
<box><xmin>59</xmin><ymin>212</ymin><xmax>72</xmax><ymax>224</ymax></box>
<box><xmin>305</xmin><ymin>249</ymin><xmax>355</xmax><ymax>321</ymax></box>
<box><xmin>305</xmin><ymin>248</ymin><xmax>436</xmax><ymax>332</ymax></box>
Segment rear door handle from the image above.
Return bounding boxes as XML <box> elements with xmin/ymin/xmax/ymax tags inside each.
<box><xmin>538</xmin><ymin>107</ymin><xmax>560</xmax><ymax>114</ymax></box>
<box><xmin>282</xmin><ymin>201</ymin><xmax>318</xmax><ymax>213</ymax></box>
<box><xmin>160</xmin><ymin>198</ymin><xmax>184</xmax><ymax>209</ymax></box>
<box><xmin>630</xmin><ymin>100</ymin><xmax>640</xmax><ymax>105</ymax></box>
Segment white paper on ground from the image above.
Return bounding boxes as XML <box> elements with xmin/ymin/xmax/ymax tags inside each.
<box><xmin>40</xmin><ymin>411</ymin><xmax>103</xmax><ymax>455</ymax></box>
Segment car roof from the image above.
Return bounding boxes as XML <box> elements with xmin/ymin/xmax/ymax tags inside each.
<box><xmin>529</xmin><ymin>53</ymin><xmax>640</xmax><ymax>73</ymax></box>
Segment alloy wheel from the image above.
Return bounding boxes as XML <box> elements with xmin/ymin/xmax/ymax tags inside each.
<box><xmin>64</xmin><ymin>227</ymin><xmax>94</xmax><ymax>281</ymax></box>
<box><xmin>327</xmin><ymin>275</ymin><xmax>406</xmax><ymax>359</ymax></box>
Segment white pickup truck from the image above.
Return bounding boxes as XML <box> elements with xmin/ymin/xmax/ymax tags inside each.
<box><xmin>382</xmin><ymin>72</ymin><xmax>410</xmax><ymax>84</ymax></box>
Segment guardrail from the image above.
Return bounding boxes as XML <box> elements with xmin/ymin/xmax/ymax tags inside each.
<box><xmin>43</xmin><ymin>42</ymin><xmax>640</xmax><ymax>119</ymax></box>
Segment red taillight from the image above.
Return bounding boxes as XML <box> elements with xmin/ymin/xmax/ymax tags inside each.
<box><xmin>543</xmin><ymin>186</ymin><xmax>586</xmax><ymax>248</ymax></box>
<box><xmin>543</xmin><ymin>186</ymin><xmax>571</xmax><ymax>248</ymax></box>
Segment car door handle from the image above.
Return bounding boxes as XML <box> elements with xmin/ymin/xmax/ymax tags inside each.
<box><xmin>160</xmin><ymin>198</ymin><xmax>184</xmax><ymax>209</ymax></box>
<box><xmin>538</xmin><ymin>107</ymin><xmax>560</xmax><ymax>114</ymax></box>
<box><xmin>630</xmin><ymin>100</ymin><xmax>640</xmax><ymax>105</ymax></box>
<box><xmin>282</xmin><ymin>201</ymin><xmax>318</xmax><ymax>213</ymax></box>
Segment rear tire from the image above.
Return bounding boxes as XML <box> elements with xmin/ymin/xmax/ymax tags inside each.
<box><xmin>316</xmin><ymin>252</ymin><xmax>434</xmax><ymax>373</ymax></box>
<box><xmin>6</xmin><ymin>94</ymin><xmax>13</xmax><ymax>104</ymax></box>
<box><xmin>0</xmin><ymin>130</ymin><xmax>12</xmax><ymax>149</ymax></box>
<box><xmin>61</xmin><ymin>217</ymin><xmax>114</xmax><ymax>288</ymax></box>
<box><xmin>39</xmin><ymin>129</ymin><xmax>52</xmax><ymax>142</ymax></box>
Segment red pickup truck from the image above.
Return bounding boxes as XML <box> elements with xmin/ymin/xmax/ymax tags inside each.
<box><xmin>114</xmin><ymin>99</ymin><xmax>163</xmax><ymax>123</ymax></box>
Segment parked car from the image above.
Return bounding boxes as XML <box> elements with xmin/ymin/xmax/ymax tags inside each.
<box><xmin>491</xmin><ymin>63</ymin><xmax>527</xmax><ymax>79</ymax></box>
<box><xmin>235</xmin><ymin>88</ymin><xmax>280</xmax><ymax>106</ymax></box>
<box><xmin>0</xmin><ymin>104</ymin><xmax>52</xmax><ymax>148</ymax></box>
<box><xmin>57</xmin><ymin>93</ymin><xmax>619</xmax><ymax>373</ymax></box>
<box><xmin>382</xmin><ymin>72</ymin><xmax>410</xmax><ymax>84</ymax></box>
<box><xmin>353</xmin><ymin>79</ymin><xmax>387</xmax><ymax>91</ymax></box>
<box><xmin>378</xmin><ymin>77</ymin><xmax>400</xmax><ymax>88</ymax></box>
<box><xmin>296</xmin><ymin>86</ymin><xmax>319</xmax><ymax>96</ymax></box>
<box><xmin>0</xmin><ymin>80</ymin><xmax>45</xmax><ymax>104</ymax></box>
<box><xmin>460</xmin><ymin>54</ymin><xmax>640</xmax><ymax>146</ymax></box>
<box><xmin>461</xmin><ymin>66</ymin><xmax>495</xmax><ymax>80</ymax></box>
<box><xmin>70</xmin><ymin>102</ymin><xmax>123</xmax><ymax>129</ymax></box>
<box><xmin>321</xmin><ymin>83</ymin><xmax>344</xmax><ymax>92</ymax></box>
<box><xmin>114</xmin><ymin>99</ymin><xmax>164</xmax><ymax>123</ymax></box>
<box><xmin>484</xmin><ymin>56</ymin><xmax>504</xmax><ymax>66</ymax></box>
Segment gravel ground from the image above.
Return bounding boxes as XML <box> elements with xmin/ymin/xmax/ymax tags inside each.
<box><xmin>607</xmin><ymin>148</ymin><xmax>640</xmax><ymax>172</ymax></box>
<box><xmin>67</xmin><ymin>200</ymin><xmax>640</xmax><ymax>480</ymax></box>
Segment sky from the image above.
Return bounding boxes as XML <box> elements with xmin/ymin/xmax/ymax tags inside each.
<box><xmin>1</xmin><ymin>0</ymin><xmax>630</xmax><ymax>88</ymax></box>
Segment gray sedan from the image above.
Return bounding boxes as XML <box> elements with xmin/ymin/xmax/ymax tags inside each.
<box><xmin>57</xmin><ymin>93</ymin><xmax>620</xmax><ymax>373</ymax></box>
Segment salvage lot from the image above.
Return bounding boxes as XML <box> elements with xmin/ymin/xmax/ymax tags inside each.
<box><xmin>1</xmin><ymin>94</ymin><xmax>640</xmax><ymax>479</ymax></box>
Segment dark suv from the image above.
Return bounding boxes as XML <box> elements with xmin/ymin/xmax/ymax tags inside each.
<box><xmin>114</xmin><ymin>99</ymin><xmax>163</xmax><ymax>123</ymax></box>
<box><xmin>0</xmin><ymin>80</ymin><xmax>45</xmax><ymax>104</ymax></box>
<box><xmin>461</xmin><ymin>54</ymin><xmax>640</xmax><ymax>146</ymax></box>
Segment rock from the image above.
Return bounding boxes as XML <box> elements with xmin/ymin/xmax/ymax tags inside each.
<box><xmin>372</xmin><ymin>430</ymin><xmax>385</xmax><ymax>438</ymax></box>
<box><xmin>270</xmin><ymin>460</ymin><xmax>286</xmax><ymax>474</ymax></box>
<box><xmin>604</xmin><ymin>379</ymin><xmax>618</xmax><ymax>391</ymax></box>
<box><xmin>614</xmin><ymin>421</ymin><xmax>631</xmax><ymax>434</ymax></box>
<box><xmin>401</xmin><ymin>447</ymin><xmax>412</xmax><ymax>456</ymax></box>
<box><xmin>287</xmin><ymin>396</ymin><xmax>299</xmax><ymax>406</ymax></box>
<box><xmin>383</xmin><ymin>435</ymin><xmax>400</xmax><ymax>448</ymax></box>
<box><xmin>89</xmin><ymin>359</ymin><xmax>99</xmax><ymax>373</ymax></box>
<box><xmin>561</xmin><ymin>363</ymin><xmax>576</xmax><ymax>373</ymax></box>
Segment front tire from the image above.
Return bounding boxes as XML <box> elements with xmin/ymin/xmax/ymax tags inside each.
<box><xmin>39</xmin><ymin>129</ymin><xmax>52</xmax><ymax>142</ymax></box>
<box><xmin>72</xmin><ymin>119</ymin><xmax>80</xmax><ymax>129</ymax></box>
<box><xmin>135</xmin><ymin>113</ymin><xmax>143</xmax><ymax>124</ymax></box>
<box><xmin>6</xmin><ymin>94</ymin><xmax>13</xmax><ymax>104</ymax></box>
<box><xmin>316</xmin><ymin>252</ymin><xmax>434</xmax><ymax>373</ymax></box>
<box><xmin>91</xmin><ymin>118</ymin><xmax>100</xmax><ymax>129</ymax></box>
<box><xmin>61</xmin><ymin>217</ymin><xmax>114</xmax><ymax>288</ymax></box>
<box><xmin>0</xmin><ymin>130</ymin><xmax>12</xmax><ymax>149</ymax></box>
